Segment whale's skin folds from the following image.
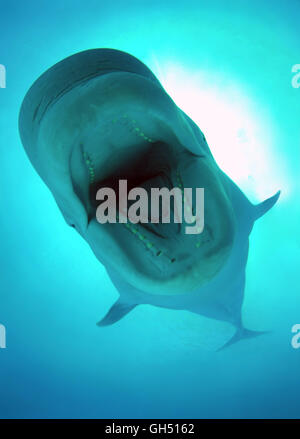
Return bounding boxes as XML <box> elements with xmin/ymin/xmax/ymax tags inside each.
<box><xmin>19</xmin><ymin>48</ymin><xmax>280</xmax><ymax>348</ymax></box>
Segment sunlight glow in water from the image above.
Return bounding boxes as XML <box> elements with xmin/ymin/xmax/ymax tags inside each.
<box><xmin>158</xmin><ymin>64</ymin><xmax>289</xmax><ymax>203</ymax></box>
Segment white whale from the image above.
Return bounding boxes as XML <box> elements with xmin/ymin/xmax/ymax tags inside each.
<box><xmin>19</xmin><ymin>49</ymin><xmax>280</xmax><ymax>348</ymax></box>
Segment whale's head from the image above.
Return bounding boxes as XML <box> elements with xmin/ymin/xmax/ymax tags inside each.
<box><xmin>19</xmin><ymin>49</ymin><xmax>236</xmax><ymax>296</ymax></box>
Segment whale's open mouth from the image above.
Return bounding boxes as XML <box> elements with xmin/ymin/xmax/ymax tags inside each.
<box><xmin>68</xmin><ymin>102</ymin><xmax>235</xmax><ymax>295</ymax></box>
<box><xmin>37</xmin><ymin>71</ymin><xmax>235</xmax><ymax>295</ymax></box>
<box><xmin>86</xmin><ymin>139</ymin><xmax>209</xmax><ymax>261</ymax></box>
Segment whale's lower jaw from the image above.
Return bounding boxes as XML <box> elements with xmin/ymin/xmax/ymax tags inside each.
<box><xmin>85</xmin><ymin>211</ymin><xmax>235</xmax><ymax>298</ymax></box>
<box><xmin>39</xmin><ymin>71</ymin><xmax>236</xmax><ymax>296</ymax></box>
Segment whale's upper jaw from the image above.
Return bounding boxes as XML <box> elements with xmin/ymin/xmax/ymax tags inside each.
<box><xmin>34</xmin><ymin>70</ymin><xmax>236</xmax><ymax>296</ymax></box>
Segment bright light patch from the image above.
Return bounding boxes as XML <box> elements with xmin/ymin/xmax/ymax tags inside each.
<box><xmin>153</xmin><ymin>62</ymin><xmax>288</xmax><ymax>203</ymax></box>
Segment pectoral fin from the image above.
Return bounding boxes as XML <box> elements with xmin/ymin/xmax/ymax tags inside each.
<box><xmin>253</xmin><ymin>190</ymin><xmax>280</xmax><ymax>220</ymax></box>
<box><xmin>97</xmin><ymin>299</ymin><xmax>137</xmax><ymax>326</ymax></box>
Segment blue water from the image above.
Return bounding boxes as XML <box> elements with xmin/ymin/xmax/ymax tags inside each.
<box><xmin>0</xmin><ymin>0</ymin><xmax>300</xmax><ymax>419</ymax></box>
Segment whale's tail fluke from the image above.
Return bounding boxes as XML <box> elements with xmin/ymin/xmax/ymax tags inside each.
<box><xmin>218</xmin><ymin>327</ymin><xmax>269</xmax><ymax>351</ymax></box>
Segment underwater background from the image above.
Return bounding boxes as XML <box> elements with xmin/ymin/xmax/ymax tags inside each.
<box><xmin>0</xmin><ymin>0</ymin><xmax>299</xmax><ymax>419</ymax></box>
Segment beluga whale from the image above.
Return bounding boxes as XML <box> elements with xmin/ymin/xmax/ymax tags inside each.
<box><xmin>19</xmin><ymin>48</ymin><xmax>280</xmax><ymax>348</ymax></box>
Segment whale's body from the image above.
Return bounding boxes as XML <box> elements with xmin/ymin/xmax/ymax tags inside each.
<box><xmin>19</xmin><ymin>49</ymin><xmax>280</xmax><ymax>348</ymax></box>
